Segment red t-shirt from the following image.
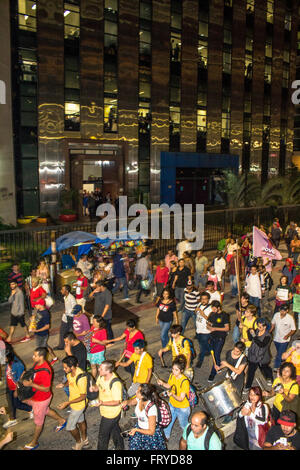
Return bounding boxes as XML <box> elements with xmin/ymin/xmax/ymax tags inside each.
<box><xmin>90</xmin><ymin>327</ymin><xmax>107</xmax><ymax>354</ymax></box>
<box><xmin>6</xmin><ymin>364</ymin><xmax>17</xmax><ymax>391</ymax></box>
<box><xmin>124</xmin><ymin>329</ymin><xmax>144</xmax><ymax>358</ymax></box>
<box><xmin>154</xmin><ymin>266</ymin><xmax>169</xmax><ymax>286</ymax></box>
<box><xmin>75</xmin><ymin>276</ymin><xmax>88</xmax><ymax>300</ymax></box>
<box><xmin>32</xmin><ymin>361</ymin><xmax>52</xmax><ymax>402</ymax></box>
<box><xmin>293</xmin><ymin>274</ymin><xmax>300</xmax><ymax>286</ymax></box>
<box><xmin>30</xmin><ymin>286</ymin><xmax>46</xmax><ymax>308</ymax></box>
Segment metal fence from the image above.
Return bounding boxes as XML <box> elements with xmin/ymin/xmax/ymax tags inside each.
<box><xmin>0</xmin><ymin>205</ymin><xmax>300</xmax><ymax>264</ymax></box>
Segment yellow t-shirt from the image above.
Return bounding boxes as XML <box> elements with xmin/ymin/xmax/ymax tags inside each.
<box><xmin>67</xmin><ymin>368</ymin><xmax>87</xmax><ymax>411</ymax></box>
<box><xmin>273</xmin><ymin>377</ymin><xmax>299</xmax><ymax>411</ymax></box>
<box><xmin>131</xmin><ymin>352</ymin><xmax>153</xmax><ymax>384</ymax></box>
<box><xmin>166</xmin><ymin>335</ymin><xmax>191</xmax><ymax>362</ymax></box>
<box><xmin>241</xmin><ymin>316</ymin><xmax>257</xmax><ymax>348</ymax></box>
<box><xmin>168</xmin><ymin>373</ymin><xmax>190</xmax><ymax>409</ymax></box>
<box><xmin>286</xmin><ymin>349</ymin><xmax>300</xmax><ymax>376</ymax></box>
<box><xmin>96</xmin><ymin>373</ymin><xmax>122</xmax><ymax>419</ymax></box>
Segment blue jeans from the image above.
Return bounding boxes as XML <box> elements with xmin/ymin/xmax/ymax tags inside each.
<box><xmin>112</xmin><ymin>277</ymin><xmax>128</xmax><ymax>299</ymax></box>
<box><xmin>159</xmin><ymin>320</ymin><xmax>172</xmax><ymax>348</ymax></box>
<box><xmin>196</xmin><ymin>333</ymin><xmax>211</xmax><ymax>367</ymax></box>
<box><xmin>249</xmin><ymin>296</ymin><xmax>261</xmax><ymax>317</ymax></box>
<box><xmin>181</xmin><ymin>308</ymin><xmax>196</xmax><ymax>334</ymax></box>
<box><xmin>164</xmin><ymin>403</ymin><xmax>191</xmax><ymax>440</ymax></box>
<box><xmin>194</xmin><ymin>272</ymin><xmax>207</xmax><ymax>288</ymax></box>
<box><xmin>208</xmin><ymin>335</ymin><xmax>226</xmax><ymax>380</ymax></box>
<box><xmin>175</xmin><ymin>287</ymin><xmax>185</xmax><ymax>312</ymax></box>
<box><xmin>232</xmin><ymin>324</ymin><xmax>240</xmax><ymax>343</ymax></box>
<box><xmin>229</xmin><ymin>275</ymin><xmax>238</xmax><ymax>296</ymax></box>
<box><xmin>274</xmin><ymin>341</ymin><xmax>289</xmax><ymax>369</ymax></box>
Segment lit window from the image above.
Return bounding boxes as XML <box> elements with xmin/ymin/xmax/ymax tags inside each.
<box><xmin>284</xmin><ymin>12</ymin><xmax>292</xmax><ymax>31</ymax></box>
<box><xmin>197</xmin><ymin>109</ymin><xmax>207</xmax><ymax>131</ymax></box>
<box><xmin>264</xmin><ymin>63</ymin><xmax>272</xmax><ymax>84</ymax></box>
<box><xmin>171</xmin><ymin>32</ymin><xmax>181</xmax><ymax>62</ymax></box>
<box><xmin>222</xmin><ymin>112</ymin><xmax>230</xmax><ymax>138</ymax></box>
<box><xmin>198</xmin><ymin>40</ymin><xmax>208</xmax><ymax>68</ymax></box>
<box><xmin>246</xmin><ymin>0</ymin><xmax>255</xmax><ymax>13</ymax></box>
<box><xmin>104</xmin><ymin>98</ymin><xmax>118</xmax><ymax>133</ymax></box>
<box><xmin>266</xmin><ymin>0</ymin><xmax>274</xmax><ymax>24</ymax></box>
<box><xmin>65</xmin><ymin>102</ymin><xmax>80</xmax><ymax>131</ymax></box>
<box><xmin>18</xmin><ymin>0</ymin><xmax>36</xmax><ymax>31</ymax></box>
<box><xmin>64</xmin><ymin>2</ymin><xmax>80</xmax><ymax>39</ymax></box>
<box><xmin>105</xmin><ymin>0</ymin><xmax>118</xmax><ymax>13</ymax></box>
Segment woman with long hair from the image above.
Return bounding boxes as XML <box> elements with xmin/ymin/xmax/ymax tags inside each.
<box><xmin>121</xmin><ymin>383</ymin><xmax>167</xmax><ymax>450</ymax></box>
<box><xmin>87</xmin><ymin>315</ymin><xmax>110</xmax><ymax>378</ymax></box>
<box><xmin>107</xmin><ymin>319</ymin><xmax>144</xmax><ymax>377</ymax></box>
<box><xmin>36</xmin><ymin>259</ymin><xmax>51</xmax><ymax>294</ymax></box>
<box><xmin>157</xmin><ymin>355</ymin><xmax>190</xmax><ymax>441</ymax></box>
<box><xmin>155</xmin><ymin>289</ymin><xmax>178</xmax><ymax>348</ymax></box>
<box><xmin>244</xmin><ymin>318</ymin><xmax>273</xmax><ymax>390</ymax></box>
<box><xmin>234</xmin><ymin>386</ymin><xmax>270</xmax><ymax>450</ymax></box>
<box><xmin>3</xmin><ymin>344</ymin><xmax>32</xmax><ymax>428</ymax></box>
<box><xmin>274</xmin><ymin>275</ymin><xmax>293</xmax><ymax>313</ymax></box>
<box><xmin>263</xmin><ymin>362</ymin><xmax>299</xmax><ymax>424</ymax></box>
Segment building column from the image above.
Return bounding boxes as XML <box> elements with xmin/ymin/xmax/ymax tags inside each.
<box><xmin>80</xmin><ymin>0</ymin><xmax>104</xmax><ymax>139</ymax></box>
<box><xmin>180</xmin><ymin>0</ymin><xmax>198</xmax><ymax>153</ymax></box>
<box><xmin>250</xmin><ymin>0</ymin><xmax>266</xmax><ymax>175</ymax></box>
<box><xmin>206</xmin><ymin>0</ymin><xmax>224</xmax><ymax>154</ymax></box>
<box><xmin>151</xmin><ymin>0</ymin><xmax>171</xmax><ymax>204</ymax></box>
<box><xmin>118</xmin><ymin>0</ymin><xmax>139</xmax><ymax>202</ymax></box>
<box><xmin>0</xmin><ymin>0</ymin><xmax>17</xmax><ymax>225</ymax></box>
<box><xmin>37</xmin><ymin>0</ymin><xmax>65</xmax><ymax>217</ymax></box>
<box><xmin>230</xmin><ymin>0</ymin><xmax>246</xmax><ymax>169</ymax></box>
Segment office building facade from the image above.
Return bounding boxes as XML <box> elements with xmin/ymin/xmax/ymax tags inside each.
<box><xmin>7</xmin><ymin>0</ymin><xmax>299</xmax><ymax>217</ymax></box>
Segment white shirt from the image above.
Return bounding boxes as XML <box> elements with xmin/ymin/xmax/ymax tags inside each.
<box><xmin>77</xmin><ymin>260</ymin><xmax>93</xmax><ymax>279</ymax></box>
<box><xmin>134</xmin><ymin>399</ymin><xmax>158</xmax><ymax>430</ymax></box>
<box><xmin>196</xmin><ymin>303</ymin><xmax>212</xmax><ymax>334</ymax></box>
<box><xmin>227</xmin><ymin>243</ymin><xmax>239</xmax><ymax>255</ymax></box>
<box><xmin>62</xmin><ymin>293</ymin><xmax>77</xmax><ymax>322</ymax></box>
<box><xmin>176</xmin><ymin>240</ymin><xmax>192</xmax><ymax>260</ymax></box>
<box><xmin>271</xmin><ymin>312</ymin><xmax>296</xmax><ymax>343</ymax></box>
<box><xmin>245</xmin><ymin>274</ymin><xmax>262</xmax><ymax>299</ymax></box>
<box><xmin>214</xmin><ymin>257</ymin><xmax>226</xmax><ymax>281</ymax></box>
<box><xmin>206</xmin><ymin>290</ymin><xmax>221</xmax><ymax>303</ymax></box>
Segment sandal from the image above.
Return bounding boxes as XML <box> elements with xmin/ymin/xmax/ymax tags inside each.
<box><xmin>23</xmin><ymin>443</ymin><xmax>39</xmax><ymax>450</ymax></box>
<box><xmin>54</xmin><ymin>421</ymin><xmax>67</xmax><ymax>432</ymax></box>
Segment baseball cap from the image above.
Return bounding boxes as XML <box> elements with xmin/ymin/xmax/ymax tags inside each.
<box><xmin>277</xmin><ymin>410</ymin><xmax>297</xmax><ymax>427</ymax></box>
<box><xmin>71</xmin><ymin>305</ymin><xmax>82</xmax><ymax>315</ymax></box>
<box><xmin>279</xmin><ymin>304</ymin><xmax>289</xmax><ymax>311</ymax></box>
<box><xmin>186</xmin><ymin>280</ymin><xmax>193</xmax><ymax>287</ymax></box>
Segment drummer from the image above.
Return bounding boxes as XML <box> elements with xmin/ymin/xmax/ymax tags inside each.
<box><xmin>214</xmin><ymin>341</ymin><xmax>248</xmax><ymax>395</ymax></box>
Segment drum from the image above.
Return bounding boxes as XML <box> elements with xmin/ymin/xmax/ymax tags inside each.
<box><xmin>200</xmin><ymin>378</ymin><xmax>243</xmax><ymax>419</ymax></box>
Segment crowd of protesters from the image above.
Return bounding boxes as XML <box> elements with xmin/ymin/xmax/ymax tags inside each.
<box><xmin>0</xmin><ymin>219</ymin><xmax>300</xmax><ymax>451</ymax></box>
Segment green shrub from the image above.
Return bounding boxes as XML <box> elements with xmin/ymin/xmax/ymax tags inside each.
<box><xmin>0</xmin><ymin>261</ymin><xmax>32</xmax><ymax>303</ymax></box>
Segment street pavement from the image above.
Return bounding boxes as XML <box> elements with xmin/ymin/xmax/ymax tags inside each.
<box><xmin>0</xmin><ymin>243</ymin><xmax>294</xmax><ymax>450</ymax></box>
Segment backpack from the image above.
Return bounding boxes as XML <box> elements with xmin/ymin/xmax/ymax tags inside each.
<box><xmin>145</xmin><ymin>399</ymin><xmax>172</xmax><ymax>428</ymax></box>
<box><xmin>186</xmin><ymin>423</ymin><xmax>223</xmax><ymax>450</ymax></box>
<box><xmin>110</xmin><ymin>377</ymin><xmax>129</xmax><ymax>403</ymax></box>
<box><xmin>75</xmin><ymin>372</ymin><xmax>98</xmax><ymax>401</ymax></box>
<box><xmin>181</xmin><ymin>378</ymin><xmax>198</xmax><ymax>408</ymax></box>
<box><xmin>17</xmin><ymin>367</ymin><xmax>51</xmax><ymax>402</ymax></box>
<box><xmin>181</xmin><ymin>338</ymin><xmax>196</xmax><ymax>361</ymax></box>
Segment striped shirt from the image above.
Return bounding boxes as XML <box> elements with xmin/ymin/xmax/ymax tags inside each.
<box><xmin>8</xmin><ymin>271</ymin><xmax>23</xmax><ymax>288</ymax></box>
<box><xmin>184</xmin><ymin>289</ymin><xmax>201</xmax><ymax>311</ymax></box>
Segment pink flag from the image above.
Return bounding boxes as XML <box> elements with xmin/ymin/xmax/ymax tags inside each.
<box><xmin>252</xmin><ymin>226</ymin><xmax>282</xmax><ymax>260</ymax></box>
